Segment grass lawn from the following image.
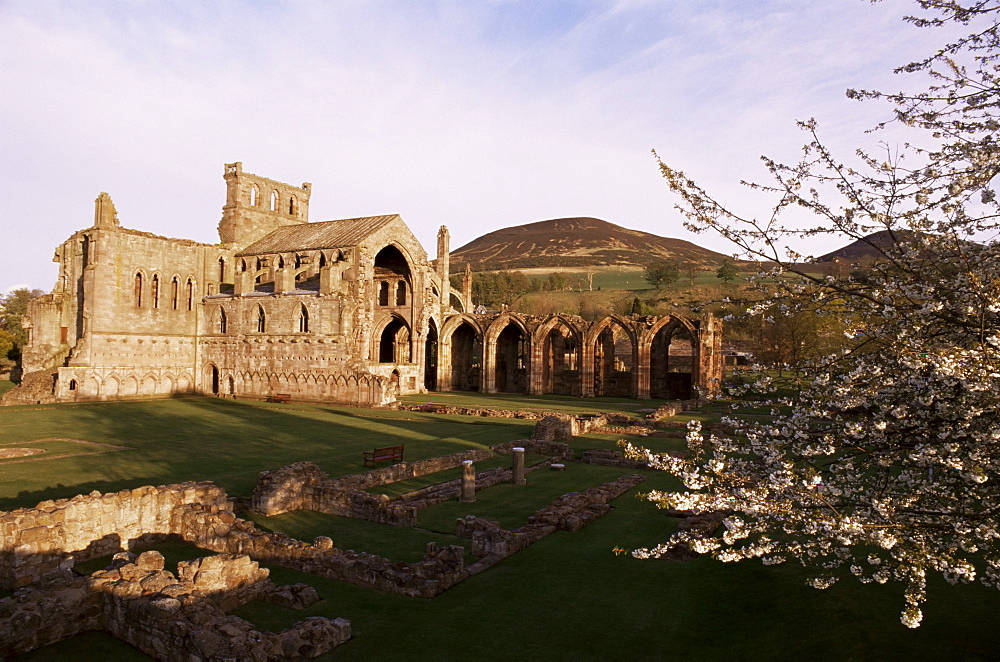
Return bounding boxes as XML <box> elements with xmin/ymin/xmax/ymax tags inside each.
<box><xmin>0</xmin><ymin>380</ymin><xmax>14</xmax><ymax>398</ymax></box>
<box><xmin>4</xmin><ymin>396</ymin><xmax>1000</xmax><ymax>660</ymax></box>
<box><xmin>401</xmin><ymin>391</ymin><xmax>664</xmax><ymax>417</ymax></box>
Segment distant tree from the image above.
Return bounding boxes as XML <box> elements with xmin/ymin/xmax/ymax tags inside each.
<box><xmin>0</xmin><ymin>329</ymin><xmax>14</xmax><ymax>361</ymax></box>
<box><xmin>472</xmin><ymin>271</ymin><xmax>531</xmax><ymax>307</ymax></box>
<box><xmin>0</xmin><ymin>288</ymin><xmax>44</xmax><ymax>352</ymax></box>
<box><xmin>643</xmin><ymin>262</ymin><xmax>680</xmax><ymax>288</ymax></box>
<box><xmin>629</xmin><ymin>297</ymin><xmax>654</xmax><ymax>316</ymax></box>
<box><xmin>547</xmin><ymin>272</ymin><xmax>570</xmax><ymax>291</ymax></box>
<box><xmin>684</xmin><ymin>263</ymin><xmax>699</xmax><ymax>287</ymax></box>
<box><xmin>716</xmin><ymin>259</ymin><xmax>738</xmax><ymax>283</ymax></box>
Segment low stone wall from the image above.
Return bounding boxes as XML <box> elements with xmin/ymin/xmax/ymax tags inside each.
<box><xmin>580</xmin><ymin>449</ymin><xmax>651</xmax><ymax>469</ymax></box>
<box><xmin>0</xmin><ymin>481</ymin><xmax>230</xmax><ymax>589</ymax></box>
<box><xmin>179</xmin><ymin>503</ymin><xmax>469</xmax><ymax>598</ymax></box>
<box><xmin>645</xmin><ymin>400</ymin><xmax>701</xmax><ymax>421</ymax></box>
<box><xmin>252</xmin><ymin>440</ymin><xmax>572</xmax><ymax>525</ymax></box>
<box><xmin>0</xmin><ymin>550</ymin><xmax>350</xmax><ymax>659</ymax></box>
<box><xmin>456</xmin><ymin>474</ymin><xmax>647</xmax><ymax>561</ymax></box>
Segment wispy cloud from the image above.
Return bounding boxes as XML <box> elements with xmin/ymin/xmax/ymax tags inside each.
<box><xmin>0</xmin><ymin>0</ymin><xmax>964</xmax><ymax>289</ymax></box>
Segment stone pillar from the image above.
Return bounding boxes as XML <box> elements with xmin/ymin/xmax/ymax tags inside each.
<box><xmin>437</xmin><ymin>226</ymin><xmax>450</xmax><ymax>311</ymax></box>
<box><xmin>512</xmin><ymin>447</ymin><xmax>526</xmax><ymax>486</ymax></box>
<box><xmin>459</xmin><ymin>460</ymin><xmax>477</xmax><ymax>502</ymax></box>
<box><xmin>463</xmin><ymin>264</ymin><xmax>474</xmax><ymax>312</ymax></box>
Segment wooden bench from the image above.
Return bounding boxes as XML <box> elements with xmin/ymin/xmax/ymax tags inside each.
<box><xmin>267</xmin><ymin>393</ymin><xmax>292</xmax><ymax>404</ymax></box>
<box><xmin>364</xmin><ymin>444</ymin><xmax>404</xmax><ymax>467</ymax></box>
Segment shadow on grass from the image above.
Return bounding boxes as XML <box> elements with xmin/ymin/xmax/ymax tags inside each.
<box><xmin>0</xmin><ymin>397</ymin><xmax>532</xmax><ymax>510</ymax></box>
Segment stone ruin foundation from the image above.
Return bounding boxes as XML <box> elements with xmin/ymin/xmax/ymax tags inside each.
<box><xmin>0</xmin><ymin>438</ymin><xmax>650</xmax><ymax>658</ymax></box>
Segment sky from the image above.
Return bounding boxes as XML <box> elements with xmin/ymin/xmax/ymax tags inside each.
<box><xmin>0</xmin><ymin>0</ymin><xmax>966</xmax><ymax>294</ymax></box>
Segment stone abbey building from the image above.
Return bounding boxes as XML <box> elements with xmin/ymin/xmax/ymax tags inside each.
<box><xmin>6</xmin><ymin>163</ymin><xmax>723</xmax><ymax>406</ymax></box>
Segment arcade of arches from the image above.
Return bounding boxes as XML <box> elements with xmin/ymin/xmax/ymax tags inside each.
<box><xmin>431</xmin><ymin>312</ymin><xmax>722</xmax><ymax>400</ymax></box>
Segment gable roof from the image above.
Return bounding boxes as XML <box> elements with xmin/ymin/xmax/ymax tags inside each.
<box><xmin>236</xmin><ymin>214</ymin><xmax>400</xmax><ymax>256</ymax></box>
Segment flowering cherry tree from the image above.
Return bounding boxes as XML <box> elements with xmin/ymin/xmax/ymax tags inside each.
<box><xmin>624</xmin><ymin>1</ymin><xmax>1000</xmax><ymax>628</ymax></box>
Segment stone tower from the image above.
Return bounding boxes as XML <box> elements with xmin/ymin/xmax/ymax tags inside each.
<box><xmin>437</xmin><ymin>226</ymin><xmax>450</xmax><ymax>311</ymax></box>
<box><xmin>217</xmin><ymin>162</ymin><xmax>311</xmax><ymax>248</ymax></box>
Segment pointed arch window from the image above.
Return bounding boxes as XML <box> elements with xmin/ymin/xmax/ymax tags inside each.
<box><xmin>152</xmin><ymin>274</ymin><xmax>160</xmax><ymax>309</ymax></box>
<box><xmin>218</xmin><ymin>308</ymin><xmax>228</xmax><ymax>333</ymax></box>
<box><xmin>270</xmin><ymin>190</ymin><xmax>278</xmax><ymax>211</ymax></box>
<box><xmin>134</xmin><ymin>272</ymin><xmax>143</xmax><ymax>307</ymax></box>
<box><xmin>186</xmin><ymin>278</ymin><xmax>194</xmax><ymax>311</ymax></box>
<box><xmin>256</xmin><ymin>306</ymin><xmax>266</xmax><ymax>333</ymax></box>
<box><xmin>171</xmin><ymin>276</ymin><xmax>179</xmax><ymax>309</ymax></box>
<box><xmin>250</xmin><ymin>185</ymin><xmax>259</xmax><ymax>206</ymax></box>
<box><xmin>219</xmin><ymin>257</ymin><xmax>226</xmax><ymax>282</ymax></box>
<box><xmin>288</xmin><ymin>195</ymin><xmax>297</xmax><ymax>215</ymax></box>
<box><xmin>298</xmin><ymin>305</ymin><xmax>309</xmax><ymax>333</ymax></box>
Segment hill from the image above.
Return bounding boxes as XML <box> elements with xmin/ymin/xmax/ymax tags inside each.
<box><xmin>816</xmin><ymin>229</ymin><xmax>924</xmax><ymax>264</ymax></box>
<box><xmin>450</xmin><ymin>217</ymin><xmax>731</xmax><ymax>271</ymax></box>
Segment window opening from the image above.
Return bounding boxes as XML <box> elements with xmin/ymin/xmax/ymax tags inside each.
<box><xmin>134</xmin><ymin>273</ymin><xmax>143</xmax><ymax>307</ymax></box>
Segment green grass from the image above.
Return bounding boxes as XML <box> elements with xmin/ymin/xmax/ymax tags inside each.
<box><xmin>0</xmin><ymin>380</ymin><xmax>15</xmax><ymax>398</ymax></box>
<box><xmin>4</xmin><ymin>396</ymin><xmax>1000</xmax><ymax>660</ymax></box>
<box><xmin>401</xmin><ymin>391</ymin><xmax>663</xmax><ymax>417</ymax></box>
<box><xmin>0</xmin><ymin>398</ymin><xmax>532</xmax><ymax>509</ymax></box>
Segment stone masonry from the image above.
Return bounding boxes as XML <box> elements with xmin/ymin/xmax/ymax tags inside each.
<box><xmin>6</xmin><ymin>161</ymin><xmax>723</xmax><ymax>407</ymax></box>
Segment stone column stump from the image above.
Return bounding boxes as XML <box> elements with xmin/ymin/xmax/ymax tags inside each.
<box><xmin>512</xmin><ymin>447</ymin><xmax>526</xmax><ymax>486</ymax></box>
<box><xmin>459</xmin><ymin>460</ymin><xmax>477</xmax><ymax>502</ymax></box>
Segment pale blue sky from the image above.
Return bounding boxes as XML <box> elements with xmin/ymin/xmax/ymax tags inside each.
<box><xmin>0</xmin><ymin>0</ymin><xmax>962</xmax><ymax>292</ymax></box>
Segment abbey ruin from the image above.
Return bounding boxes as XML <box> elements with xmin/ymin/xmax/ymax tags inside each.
<box><xmin>5</xmin><ymin>163</ymin><xmax>723</xmax><ymax>406</ymax></box>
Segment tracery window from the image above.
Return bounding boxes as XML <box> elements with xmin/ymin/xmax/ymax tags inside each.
<box><xmin>256</xmin><ymin>306</ymin><xmax>266</xmax><ymax>333</ymax></box>
<box><xmin>298</xmin><ymin>305</ymin><xmax>309</xmax><ymax>333</ymax></box>
<box><xmin>218</xmin><ymin>308</ymin><xmax>227</xmax><ymax>333</ymax></box>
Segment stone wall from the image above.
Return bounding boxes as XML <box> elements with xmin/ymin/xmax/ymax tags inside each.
<box><xmin>251</xmin><ymin>440</ymin><xmax>572</xmax><ymax>524</ymax></box>
<box><xmin>0</xmin><ymin>551</ymin><xmax>350</xmax><ymax>659</ymax></box>
<box><xmin>0</xmin><ymin>481</ymin><xmax>230</xmax><ymax>590</ymax></box>
<box><xmin>456</xmin><ymin>474</ymin><xmax>647</xmax><ymax>562</ymax></box>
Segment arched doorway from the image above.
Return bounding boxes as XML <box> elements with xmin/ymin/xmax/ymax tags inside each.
<box><xmin>450</xmin><ymin>321</ymin><xmax>482</xmax><ymax>391</ymax></box>
<box><xmin>378</xmin><ymin>316</ymin><xmax>411</xmax><ymax>363</ymax></box>
<box><xmin>593</xmin><ymin>320</ymin><xmax>636</xmax><ymax>397</ymax></box>
<box><xmin>650</xmin><ymin>318</ymin><xmax>696</xmax><ymax>399</ymax></box>
<box><xmin>541</xmin><ymin>320</ymin><xmax>581</xmax><ymax>395</ymax></box>
<box><xmin>495</xmin><ymin>322</ymin><xmax>529</xmax><ymax>393</ymax></box>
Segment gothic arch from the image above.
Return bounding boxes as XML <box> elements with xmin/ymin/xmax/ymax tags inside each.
<box><xmin>532</xmin><ymin>315</ymin><xmax>583</xmax><ymax>396</ymax></box>
<box><xmin>136</xmin><ymin>372</ymin><xmax>155</xmax><ymax>396</ymax></box>
<box><xmin>586</xmin><ymin>315</ymin><xmax>638</xmax><ymax>398</ymax></box>
<box><xmin>373</xmin><ymin>313</ymin><xmax>411</xmax><ymax>363</ymax></box>
<box><xmin>642</xmin><ymin>315</ymin><xmax>699</xmax><ymax>400</ymax></box>
<box><xmin>484</xmin><ymin>314</ymin><xmax>531</xmax><ymax>394</ymax></box>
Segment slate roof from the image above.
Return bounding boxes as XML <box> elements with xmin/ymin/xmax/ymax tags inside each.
<box><xmin>236</xmin><ymin>215</ymin><xmax>400</xmax><ymax>256</ymax></box>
